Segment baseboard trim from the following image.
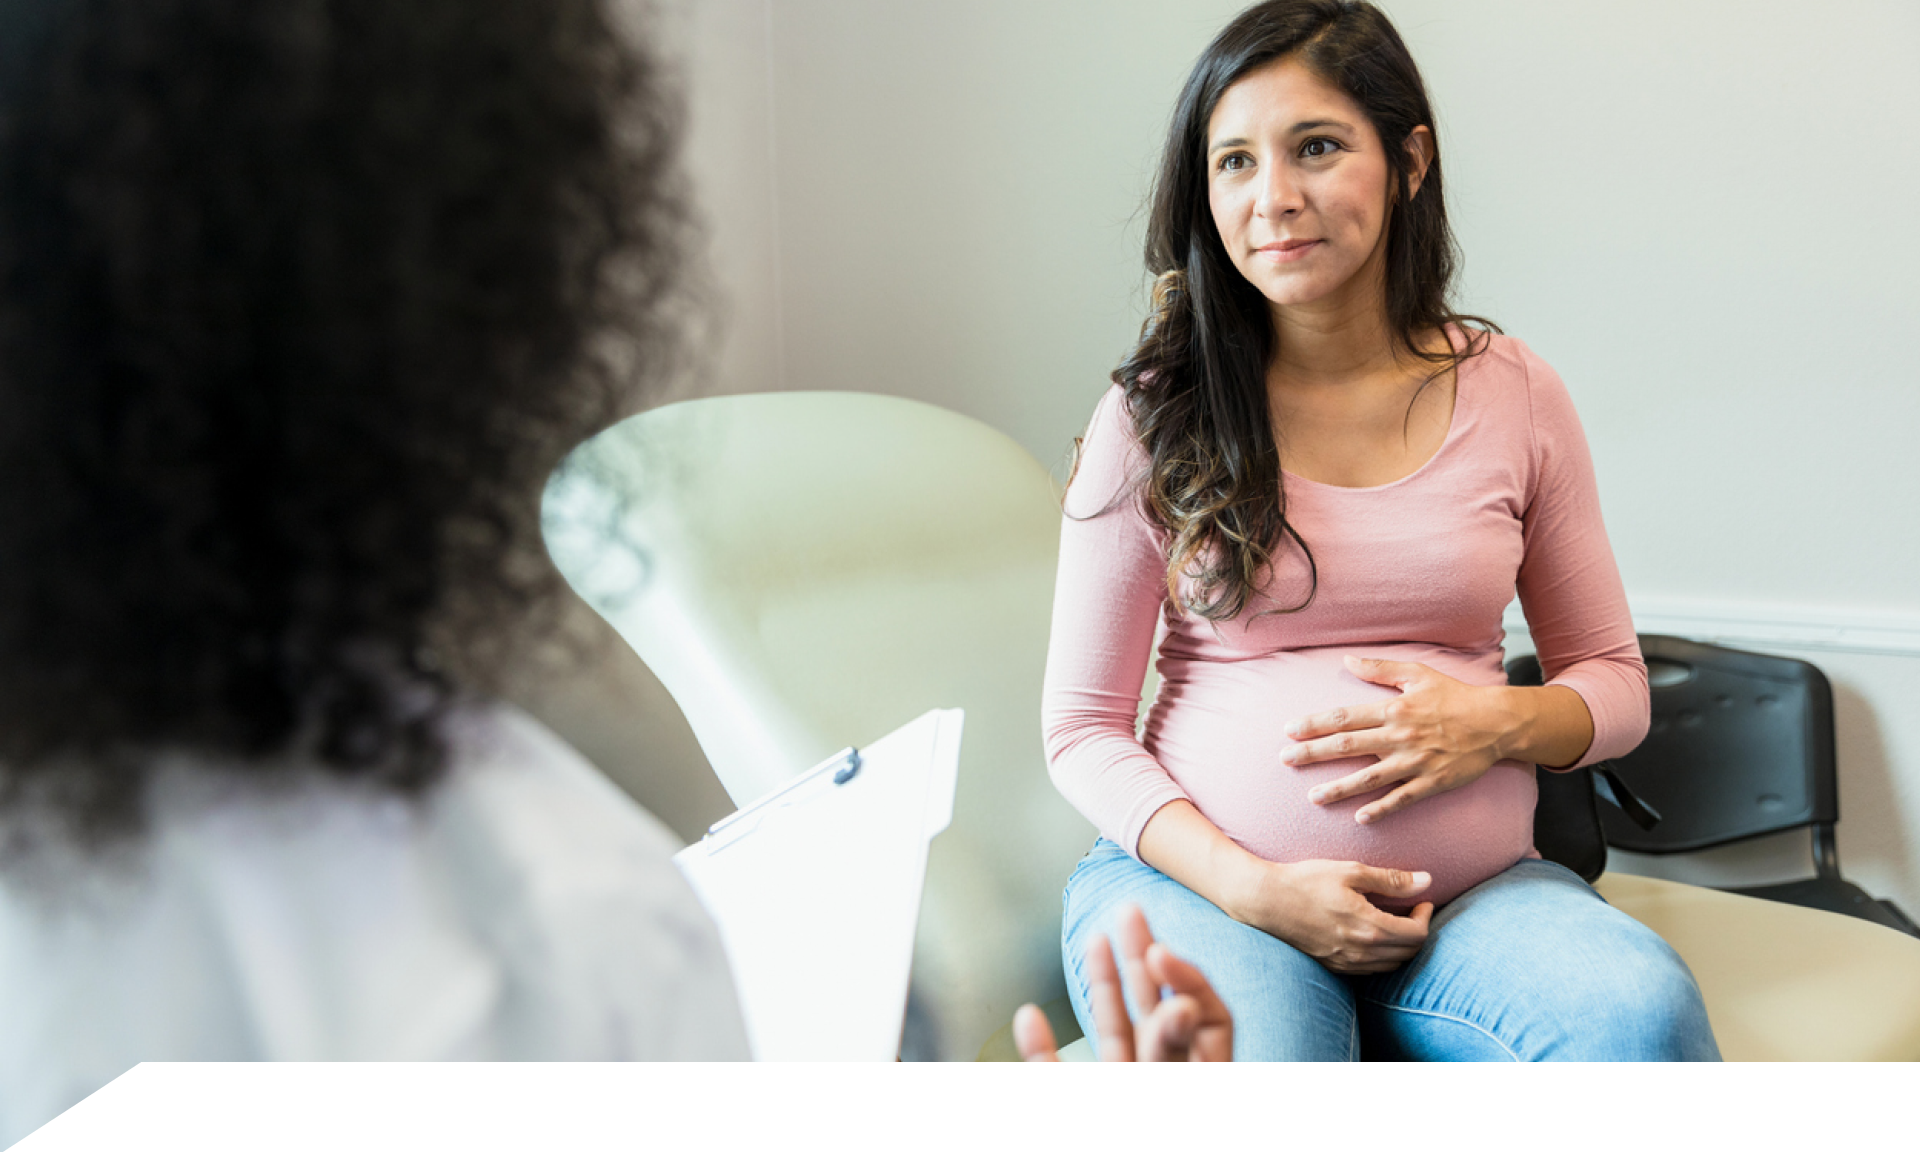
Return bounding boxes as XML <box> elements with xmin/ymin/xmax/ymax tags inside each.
<box><xmin>1503</xmin><ymin>597</ymin><xmax>1920</xmax><ymax>659</ymax></box>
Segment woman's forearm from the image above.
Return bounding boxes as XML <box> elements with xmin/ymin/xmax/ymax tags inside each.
<box><xmin>1135</xmin><ymin>799</ymin><xmax>1270</xmax><ymax>923</ymax></box>
<box><xmin>1493</xmin><ymin>683</ymin><xmax>1595</xmax><ymax>770</ymax></box>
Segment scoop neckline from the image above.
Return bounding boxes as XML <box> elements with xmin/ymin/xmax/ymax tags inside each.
<box><xmin>1278</xmin><ymin>330</ymin><xmax>1483</xmax><ymax>494</ymax></box>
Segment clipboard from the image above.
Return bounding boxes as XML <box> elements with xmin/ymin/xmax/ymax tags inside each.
<box><xmin>673</xmin><ymin>708</ymin><xmax>962</xmax><ymax>1061</ymax></box>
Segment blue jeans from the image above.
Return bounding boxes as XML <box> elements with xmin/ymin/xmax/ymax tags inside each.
<box><xmin>1062</xmin><ymin>840</ymin><xmax>1721</xmax><ymax>1061</ymax></box>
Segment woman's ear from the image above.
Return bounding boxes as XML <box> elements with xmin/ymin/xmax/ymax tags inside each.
<box><xmin>1403</xmin><ymin>125</ymin><xmax>1435</xmax><ymax>201</ymax></box>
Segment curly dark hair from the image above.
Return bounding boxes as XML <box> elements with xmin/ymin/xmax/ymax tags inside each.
<box><xmin>0</xmin><ymin>0</ymin><xmax>691</xmax><ymax>845</ymax></box>
<box><xmin>1109</xmin><ymin>0</ymin><xmax>1496</xmax><ymax>621</ymax></box>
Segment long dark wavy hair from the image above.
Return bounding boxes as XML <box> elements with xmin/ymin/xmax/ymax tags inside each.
<box><xmin>0</xmin><ymin>0</ymin><xmax>690</xmax><ymax>846</ymax></box>
<box><xmin>1111</xmin><ymin>0</ymin><xmax>1496</xmax><ymax>620</ymax></box>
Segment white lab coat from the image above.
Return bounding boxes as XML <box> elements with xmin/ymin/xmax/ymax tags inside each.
<box><xmin>0</xmin><ymin>703</ymin><xmax>747</xmax><ymax>1143</ymax></box>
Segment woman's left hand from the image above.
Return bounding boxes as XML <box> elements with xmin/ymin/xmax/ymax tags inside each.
<box><xmin>1283</xmin><ymin>656</ymin><xmax>1521</xmax><ymax>825</ymax></box>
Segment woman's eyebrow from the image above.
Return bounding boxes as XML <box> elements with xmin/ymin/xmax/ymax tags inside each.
<box><xmin>1208</xmin><ymin>119</ymin><xmax>1356</xmax><ymax>153</ymax></box>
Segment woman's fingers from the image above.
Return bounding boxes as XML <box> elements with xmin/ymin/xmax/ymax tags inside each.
<box><xmin>1343</xmin><ymin>655</ymin><xmax>1430</xmax><ymax>689</ymax></box>
<box><xmin>1321</xmin><ymin>927</ymin><xmax>1427</xmax><ymax>973</ymax></box>
<box><xmin>1284</xmin><ymin>661</ymin><xmax>1434</xmax><ymax>743</ymax></box>
<box><xmin>1304</xmin><ymin>756</ymin><xmax>1416</xmax><ymax>806</ymax></box>
<box><xmin>1284</xmin><ymin>661</ymin><xmax>1510</xmax><ymax>823</ymax></box>
<box><xmin>1339</xmin><ymin>868</ymin><xmax>1433</xmax><ymax>961</ymax></box>
<box><xmin>1346</xmin><ymin>864</ymin><xmax>1433</xmax><ymax>903</ymax></box>
<box><xmin>1283</xmin><ymin>728</ymin><xmax>1403</xmax><ymax>769</ymax></box>
<box><xmin>1267</xmin><ymin>860</ymin><xmax>1438</xmax><ymax>975</ymax></box>
<box><xmin>1284</xmin><ymin>701</ymin><xmax>1391</xmax><ymax>744</ymax></box>
<box><xmin>1322</xmin><ymin>913</ymin><xmax>1431</xmax><ymax>973</ymax></box>
<box><xmin>1354</xmin><ymin>772</ymin><xmax>1467</xmax><ymax>824</ymax></box>
<box><xmin>1305</xmin><ymin>744</ymin><xmax>1487</xmax><ymax>822</ymax></box>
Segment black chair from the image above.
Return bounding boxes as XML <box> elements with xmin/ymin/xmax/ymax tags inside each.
<box><xmin>1510</xmin><ymin>634</ymin><xmax>1916</xmax><ymax>937</ymax></box>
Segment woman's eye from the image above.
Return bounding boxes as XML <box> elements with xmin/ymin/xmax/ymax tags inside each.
<box><xmin>1217</xmin><ymin>152</ymin><xmax>1251</xmax><ymax>173</ymax></box>
<box><xmin>1300</xmin><ymin>137</ymin><xmax>1341</xmax><ymax>159</ymax></box>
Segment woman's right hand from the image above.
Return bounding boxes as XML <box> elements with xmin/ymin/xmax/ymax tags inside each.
<box><xmin>1138</xmin><ymin>800</ymin><xmax>1434</xmax><ymax>975</ymax></box>
<box><xmin>1226</xmin><ymin>859</ymin><xmax>1435</xmax><ymax>975</ymax></box>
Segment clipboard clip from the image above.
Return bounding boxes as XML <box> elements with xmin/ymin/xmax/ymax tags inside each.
<box><xmin>704</xmin><ymin>746</ymin><xmax>863</xmax><ymax>842</ymax></box>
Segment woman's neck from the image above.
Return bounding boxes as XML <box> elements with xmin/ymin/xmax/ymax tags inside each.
<box><xmin>1268</xmin><ymin>303</ymin><xmax>1402</xmax><ymax>388</ymax></box>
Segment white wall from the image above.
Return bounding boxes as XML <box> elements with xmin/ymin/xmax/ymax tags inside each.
<box><xmin>642</xmin><ymin>0</ymin><xmax>1920</xmax><ymax>912</ymax></box>
<box><xmin>1404</xmin><ymin>0</ymin><xmax>1920</xmax><ymax>609</ymax></box>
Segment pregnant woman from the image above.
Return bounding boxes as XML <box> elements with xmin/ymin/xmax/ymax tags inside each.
<box><xmin>1042</xmin><ymin>0</ymin><xmax>1719</xmax><ymax>1060</ymax></box>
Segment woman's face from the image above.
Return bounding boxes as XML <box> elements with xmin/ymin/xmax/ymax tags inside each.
<box><xmin>1204</xmin><ymin>56</ymin><xmax>1427</xmax><ymax>320</ymax></box>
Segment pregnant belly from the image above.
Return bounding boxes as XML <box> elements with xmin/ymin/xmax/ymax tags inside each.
<box><xmin>1145</xmin><ymin>646</ymin><xmax>1536</xmax><ymax>908</ymax></box>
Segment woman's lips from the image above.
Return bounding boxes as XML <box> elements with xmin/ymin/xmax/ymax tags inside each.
<box><xmin>1256</xmin><ymin>239</ymin><xmax>1319</xmax><ymax>264</ymax></box>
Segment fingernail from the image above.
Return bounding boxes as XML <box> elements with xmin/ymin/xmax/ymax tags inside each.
<box><xmin>1355</xmin><ymin>811</ymin><xmax>1371</xmax><ymax>824</ymax></box>
<box><xmin>1413</xmin><ymin>872</ymin><xmax>1431</xmax><ymax>886</ymax></box>
<box><xmin>1285</xmin><ymin>721</ymin><xmax>1305</xmax><ymax>738</ymax></box>
<box><xmin>1308</xmin><ymin>788</ymin><xmax>1326</xmax><ymax>803</ymax></box>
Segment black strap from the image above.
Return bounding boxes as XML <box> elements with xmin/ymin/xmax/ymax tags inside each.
<box><xmin>1592</xmin><ymin>763</ymin><xmax>1661</xmax><ymax>831</ymax></box>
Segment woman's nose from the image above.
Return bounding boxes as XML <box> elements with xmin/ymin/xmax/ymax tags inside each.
<box><xmin>1255</xmin><ymin>162</ymin><xmax>1302</xmax><ymax>219</ymax></box>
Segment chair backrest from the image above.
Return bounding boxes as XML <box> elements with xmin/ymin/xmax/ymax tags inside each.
<box><xmin>542</xmin><ymin>391</ymin><xmax>1095</xmax><ymax>1060</ymax></box>
<box><xmin>1575</xmin><ymin>635</ymin><xmax>1837</xmax><ymax>854</ymax></box>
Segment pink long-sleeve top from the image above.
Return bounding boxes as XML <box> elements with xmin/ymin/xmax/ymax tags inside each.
<box><xmin>1041</xmin><ymin>334</ymin><xmax>1649</xmax><ymax>908</ymax></box>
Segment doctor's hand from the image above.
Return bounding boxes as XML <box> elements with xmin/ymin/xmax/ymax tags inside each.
<box><xmin>1283</xmin><ymin>656</ymin><xmax>1522</xmax><ymax>825</ymax></box>
<box><xmin>1014</xmin><ymin>904</ymin><xmax>1233</xmax><ymax>1062</ymax></box>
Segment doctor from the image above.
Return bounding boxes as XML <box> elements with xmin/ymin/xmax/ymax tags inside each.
<box><xmin>0</xmin><ymin>4</ymin><xmax>754</xmax><ymax>1137</ymax></box>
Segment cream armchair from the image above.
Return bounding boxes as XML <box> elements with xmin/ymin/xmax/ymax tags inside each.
<box><xmin>1592</xmin><ymin>873</ymin><xmax>1920</xmax><ymax>1060</ymax></box>
<box><xmin>544</xmin><ymin>391</ymin><xmax>1094</xmax><ymax>1060</ymax></box>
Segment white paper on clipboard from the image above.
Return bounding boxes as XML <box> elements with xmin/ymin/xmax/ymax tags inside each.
<box><xmin>673</xmin><ymin>708</ymin><xmax>962</xmax><ymax>1061</ymax></box>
